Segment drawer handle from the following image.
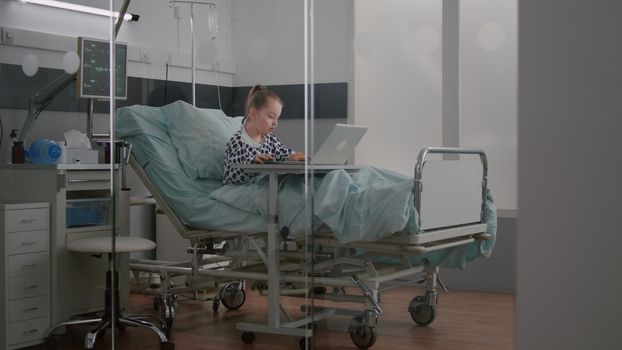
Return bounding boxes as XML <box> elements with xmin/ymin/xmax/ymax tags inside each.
<box><xmin>20</xmin><ymin>241</ymin><xmax>36</xmax><ymax>246</ymax></box>
<box><xmin>22</xmin><ymin>263</ymin><xmax>39</xmax><ymax>268</ymax></box>
<box><xmin>23</xmin><ymin>284</ymin><xmax>39</xmax><ymax>290</ymax></box>
<box><xmin>23</xmin><ymin>306</ymin><xmax>39</xmax><ymax>312</ymax></box>
<box><xmin>68</xmin><ymin>179</ymin><xmax>107</xmax><ymax>183</ymax></box>
<box><xmin>23</xmin><ymin>329</ymin><xmax>39</xmax><ymax>335</ymax></box>
<box><xmin>19</xmin><ymin>218</ymin><xmax>36</xmax><ymax>224</ymax></box>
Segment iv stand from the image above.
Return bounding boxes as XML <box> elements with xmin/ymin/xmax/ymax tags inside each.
<box><xmin>168</xmin><ymin>0</ymin><xmax>216</xmax><ymax>106</ymax></box>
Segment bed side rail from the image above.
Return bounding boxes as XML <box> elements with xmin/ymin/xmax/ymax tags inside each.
<box><xmin>414</xmin><ymin>147</ymin><xmax>488</xmax><ymax>231</ymax></box>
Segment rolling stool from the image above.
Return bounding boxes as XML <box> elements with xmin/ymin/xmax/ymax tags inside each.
<box><xmin>46</xmin><ymin>236</ymin><xmax>174</xmax><ymax>350</ymax></box>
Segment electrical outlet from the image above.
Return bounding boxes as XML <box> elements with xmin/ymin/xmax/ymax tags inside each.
<box><xmin>1</xmin><ymin>28</ymin><xmax>15</xmax><ymax>44</ymax></box>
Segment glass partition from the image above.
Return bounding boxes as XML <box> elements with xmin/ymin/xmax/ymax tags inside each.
<box><xmin>225</xmin><ymin>0</ymin><xmax>316</xmax><ymax>348</ymax></box>
<box><xmin>308</xmin><ymin>0</ymin><xmax>515</xmax><ymax>349</ymax></box>
<box><xmin>1</xmin><ymin>0</ymin><xmax>515</xmax><ymax>349</ymax></box>
<box><xmin>0</xmin><ymin>0</ymin><xmax>124</xmax><ymax>348</ymax></box>
<box><xmin>1</xmin><ymin>0</ymin><xmax>313</xmax><ymax>348</ymax></box>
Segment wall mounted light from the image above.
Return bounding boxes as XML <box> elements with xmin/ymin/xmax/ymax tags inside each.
<box><xmin>17</xmin><ymin>0</ymin><xmax>140</xmax><ymax>22</ymax></box>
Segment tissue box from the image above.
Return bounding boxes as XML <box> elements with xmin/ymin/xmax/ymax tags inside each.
<box><xmin>65</xmin><ymin>148</ymin><xmax>99</xmax><ymax>164</ymax></box>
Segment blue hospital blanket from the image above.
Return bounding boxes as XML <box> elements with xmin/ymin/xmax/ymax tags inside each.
<box><xmin>211</xmin><ymin>168</ymin><xmax>497</xmax><ymax>269</ymax></box>
<box><xmin>211</xmin><ymin>167</ymin><xmax>416</xmax><ymax>242</ymax></box>
<box><xmin>116</xmin><ymin>102</ymin><xmax>497</xmax><ymax>269</ymax></box>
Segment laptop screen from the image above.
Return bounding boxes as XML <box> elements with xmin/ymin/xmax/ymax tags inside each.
<box><xmin>310</xmin><ymin>123</ymin><xmax>368</xmax><ymax>164</ymax></box>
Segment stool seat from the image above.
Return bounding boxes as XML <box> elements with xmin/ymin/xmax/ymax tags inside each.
<box><xmin>67</xmin><ymin>236</ymin><xmax>156</xmax><ymax>253</ymax></box>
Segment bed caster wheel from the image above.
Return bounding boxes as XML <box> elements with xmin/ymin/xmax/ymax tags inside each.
<box><xmin>299</xmin><ymin>337</ymin><xmax>312</xmax><ymax>350</ymax></box>
<box><xmin>160</xmin><ymin>341</ymin><xmax>175</xmax><ymax>350</ymax></box>
<box><xmin>221</xmin><ymin>281</ymin><xmax>246</xmax><ymax>310</ymax></box>
<box><xmin>212</xmin><ymin>297</ymin><xmax>220</xmax><ymax>313</ymax></box>
<box><xmin>408</xmin><ymin>296</ymin><xmax>437</xmax><ymax>326</ymax></box>
<box><xmin>241</xmin><ymin>331</ymin><xmax>255</xmax><ymax>344</ymax></box>
<box><xmin>45</xmin><ymin>336</ymin><xmax>58</xmax><ymax>349</ymax></box>
<box><xmin>349</xmin><ymin>325</ymin><xmax>377</xmax><ymax>349</ymax></box>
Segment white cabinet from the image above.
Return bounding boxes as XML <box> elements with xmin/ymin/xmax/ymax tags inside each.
<box><xmin>0</xmin><ymin>165</ymin><xmax>129</xmax><ymax>327</ymax></box>
<box><xmin>1</xmin><ymin>202</ymin><xmax>50</xmax><ymax>350</ymax></box>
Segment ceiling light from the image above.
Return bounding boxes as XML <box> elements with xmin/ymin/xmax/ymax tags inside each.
<box><xmin>17</xmin><ymin>0</ymin><xmax>139</xmax><ymax>22</ymax></box>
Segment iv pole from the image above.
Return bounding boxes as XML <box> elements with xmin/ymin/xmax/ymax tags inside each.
<box><xmin>168</xmin><ymin>0</ymin><xmax>216</xmax><ymax>106</ymax></box>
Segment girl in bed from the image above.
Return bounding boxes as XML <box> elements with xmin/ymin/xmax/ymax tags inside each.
<box><xmin>223</xmin><ymin>84</ymin><xmax>306</xmax><ymax>185</ymax></box>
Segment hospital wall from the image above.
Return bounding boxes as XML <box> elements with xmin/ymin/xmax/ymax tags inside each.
<box><xmin>518</xmin><ymin>1</ymin><xmax>622</xmax><ymax>349</ymax></box>
<box><xmin>0</xmin><ymin>0</ymin><xmax>235</xmax><ymax>84</ymax></box>
<box><xmin>230</xmin><ymin>0</ymin><xmax>353</xmax><ymax>151</ymax></box>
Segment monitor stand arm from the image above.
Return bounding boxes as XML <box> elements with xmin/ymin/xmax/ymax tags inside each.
<box><xmin>19</xmin><ymin>73</ymin><xmax>76</xmax><ymax>143</ymax></box>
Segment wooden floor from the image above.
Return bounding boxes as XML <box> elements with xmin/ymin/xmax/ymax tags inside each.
<box><xmin>30</xmin><ymin>286</ymin><xmax>515</xmax><ymax>350</ymax></box>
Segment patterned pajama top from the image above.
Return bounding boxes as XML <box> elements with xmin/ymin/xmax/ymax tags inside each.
<box><xmin>223</xmin><ymin>128</ymin><xmax>291</xmax><ymax>185</ymax></box>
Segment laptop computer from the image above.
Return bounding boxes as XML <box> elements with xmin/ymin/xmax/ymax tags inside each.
<box><xmin>277</xmin><ymin>123</ymin><xmax>368</xmax><ymax>165</ymax></box>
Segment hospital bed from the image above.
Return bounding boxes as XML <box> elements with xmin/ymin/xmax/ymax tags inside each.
<box><xmin>117</xmin><ymin>101</ymin><xmax>497</xmax><ymax>349</ymax></box>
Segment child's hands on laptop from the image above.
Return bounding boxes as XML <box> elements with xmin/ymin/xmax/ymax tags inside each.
<box><xmin>288</xmin><ymin>151</ymin><xmax>307</xmax><ymax>161</ymax></box>
<box><xmin>253</xmin><ymin>154</ymin><xmax>275</xmax><ymax>164</ymax></box>
<box><xmin>253</xmin><ymin>152</ymin><xmax>307</xmax><ymax>164</ymax></box>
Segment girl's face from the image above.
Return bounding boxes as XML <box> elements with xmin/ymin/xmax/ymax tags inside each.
<box><xmin>248</xmin><ymin>97</ymin><xmax>282</xmax><ymax>134</ymax></box>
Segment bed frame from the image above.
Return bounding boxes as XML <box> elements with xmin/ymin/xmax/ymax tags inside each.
<box><xmin>127</xmin><ymin>147</ymin><xmax>492</xmax><ymax>349</ymax></box>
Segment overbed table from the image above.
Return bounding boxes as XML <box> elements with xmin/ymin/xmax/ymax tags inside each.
<box><xmin>233</xmin><ymin>163</ymin><xmax>361</xmax><ymax>341</ymax></box>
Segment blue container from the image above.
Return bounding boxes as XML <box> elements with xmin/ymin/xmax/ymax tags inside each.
<box><xmin>66</xmin><ymin>198</ymin><xmax>110</xmax><ymax>227</ymax></box>
<box><xmin>27</xmin><ymin>139</ymin><xmax>62</xmax><ymax>164</ymax></box>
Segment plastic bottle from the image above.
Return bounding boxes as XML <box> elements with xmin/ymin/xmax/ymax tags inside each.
<box><xmin>26</xmin><ymin>139</ymin><xmax>62</xmax><ymax>164</ymax></box>
<box><xmin>9</xmin><ymin>129</ymin><xmax>25</xmax><ymax>164</ymax></box>
<box><xmin>11</xmin><ymin>141</ymin><xmax>25</xmax><ymax>164</ymax></box>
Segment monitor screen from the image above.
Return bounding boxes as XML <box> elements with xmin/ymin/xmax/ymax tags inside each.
<box><xmin>78</xmin><ymin>37</ymin><xmax>128</xmax><ymax>100</ymax></box>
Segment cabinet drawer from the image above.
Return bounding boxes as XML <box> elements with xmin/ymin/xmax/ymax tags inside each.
<box><xmin>66</xmin><ymin>171</ymin><xmax>112</xmax><ymax>191</ymax></box>
<box><xmin>8</xmin><ymin>252</ymin><xmax>48</xmax><ymax>278</ymax></box>
<box><xmin>7</xmin><ymin>316</ymin><xmax>50</xmax><ymax>346</ymax></box>
<box><xmin>8</xmin><ymin>274</ymin><xmax>49</xmax><ymax>300</ymax></box>
<box><xmin>7</xmin><ymin>230</ymin><xmax>49</xmax><ymax>255</ymax></box>
<box><xmin>8</xmin><ymin>295</ymin><xmax>49</xmax><ymax>323</ymax></box>
<box><xmin>6</xmin><ymin>208</ymin><xmax>48</xmax><ymax>232</ymax></box>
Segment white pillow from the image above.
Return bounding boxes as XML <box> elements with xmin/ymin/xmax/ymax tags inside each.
<box><xmin>163</xmin><ymin>101</ymin><xmax>242</xmax><ymax>180</ymax></box>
